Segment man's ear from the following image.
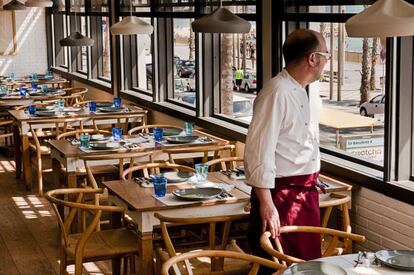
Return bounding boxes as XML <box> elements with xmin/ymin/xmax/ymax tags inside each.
<box><xmin>308</xmin><ymin>53</ymin><xmax>318</xmax><ymax>68</ymax></box>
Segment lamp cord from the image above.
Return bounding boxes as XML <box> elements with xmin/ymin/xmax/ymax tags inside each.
<box><xmin>74</xmin><ymin>0</ymin><xmax>78</xmax><ymax>32</ymax></box>
<box><xmin>129</xmin><ymin>0</ymin><xmax>132</xmax><ymax>17</ymax></box>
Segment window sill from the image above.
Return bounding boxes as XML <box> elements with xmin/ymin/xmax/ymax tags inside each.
<box><xmin>52</xmin><ymin>68</ymin><xmax>112</xmax><ymax>93</ymax></box>
<box><xmin>321</xmin><ymin>152</ymin><xmax>414</xmax><ymax>205</ymax></box>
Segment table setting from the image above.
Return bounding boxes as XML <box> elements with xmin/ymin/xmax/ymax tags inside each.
<box><xmin>283</xmin><ymin>250</ymin><xmax>414</xmax><ymax>274</ymax></box>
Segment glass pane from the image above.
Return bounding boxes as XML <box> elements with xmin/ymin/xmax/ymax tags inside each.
<box><xmin>80</xmin><ymin>17</ymin><xmax>88</xmax><ymax>72</ymax></box>
<box><xmin>62</xmin><ymin>15</ymin><xmax>68</xmax><ymax>67</ymax></box>
<box><xmin>101</xmin><ymin>17</ymin><xmax>111</xmax><ymax>79</ymax></box>
<box><xmin>156</xmin><ymin>0</ymin><xmax>195</xmax><ymax>12</ymax></box>
<box><xmin>120</xmin><ymin>0</ymin><xmax>151</xmax><ymax>13</ymax></box>
<box><xmin>204</xmin><ymin>0</ymin><xmax>256</xmax><ymax>14</ymax></box>
<box><xmin>91</xmin><ymin>0</ymin><xmax>110</xmax><ymax>12</ymax></box>
<box><xmin>216</xmin><ymin>21</ymin><xmax>257</xmax><ymax>123</ymax></box>
<box><xmin>283</xmin><ymin>1</ymin><xmax>370</xmax><ymax>14</ymax></box>
<box><xmin>172</xmin><ymin>18</ymin><xmax>196</xmax><ymax>107</ymax></box>
<box><xmin>70</xmin><ymin>0</ymin><xmax>85</xmax><ymax>12</ymax></box>
<box><xmin>298</xmin><ymin>21</ymin><xmax>386</xmax><ymax>166</ymax></box>
<box><xmin>134</xmin><ymin>18</ymin><xmax>152</xmax><ymax>92</ymax></box>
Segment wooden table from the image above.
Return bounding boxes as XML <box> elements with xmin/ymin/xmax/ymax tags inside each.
<box><xmin>319</xmin><ymin>107</ymin><xmax>375</xmax><ymax>147</ymax></box>
<box><xmin>103</xmin><ymin>172</ymin><xmax>251</xmax><ymax>275</ymax></box>
<box><xmin>9</xmin><ymin>106</ymin><xmax>147</xmax><ymax>189</ymax></box>
<box><xmin>315</xmin><ymin>253</ymin><xmax>411</xmax><ymax>274</ymax></box>
<box><xmin>49</xmin><ymin>129</ymin><xmax>228</xmax><ymax>189</ymax></box>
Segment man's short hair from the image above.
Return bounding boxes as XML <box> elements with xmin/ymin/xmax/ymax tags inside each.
<box><xmin>282</xmin><ymin>29</ymin><xmax>321</xmax><ymax>65</ymax></box>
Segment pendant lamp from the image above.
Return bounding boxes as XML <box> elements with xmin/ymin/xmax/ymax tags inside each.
<box><xmin>110</xmin><ymin>0</ymin><xmax>153</xmax><ymax>35</ymax></box>
<box><xmin>25</xmin><ymin>0</ymin><xmax>53</xmax><ymax>7</ymax></box>
<box><xmin>3</xmin><ymin>0</ymin><xmax>26</xmax><ymax>10</ymax></box>
<box><xmin>191</xmin><ymin>0</ymin><xmax>251</xmax><ymax>33</ymax></box>
<box><xmin>59</xmin><ymin>2</ymin><xmax>94</xmax><ymax>47</ymax></box>
<box><xmin>345</xmin><ymin>0</ymin><xmax>414</xmax><ymax>38</ymax></box>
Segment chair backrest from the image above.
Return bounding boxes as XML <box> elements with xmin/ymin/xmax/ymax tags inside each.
<box><xmin>260</xmin><ymin>226</ymin><xmax>365</xmax><ymax>266</ymax></box>
<box><xmin>155</xmin><ymin>213</ymin><xmax>249</xmax><ymax>274</ymax></box>
<box><xmin>45</xmin><ymin>188</ymin><xmax>125</xmax><ymax>251</ymax></box>
<box><xmin>0</xmin><ymin>119</ymin><xmax>13</xmax><ymax>139</ymax></box>
<box><xmin>73</xmin><ymin>100</ymin><xmax>113</xmax><ymax>108</ymax></box>
<box><xmin>82</xmin><ymin>152</ymin><xmax>153</xmax><ymax>187</ymax></box>
<box><xmin>163</xmin><ymin>144</ymin><xmax>235</xmax><ymax>164</ymax></box>
<box><xmin>204</xmin><ymin>156</ymin><xmax>244</xmax><ymax>172</ymax></box>
<box><xmin>56</xmin><ymin>128</ymin><xmax>111</xmax><ymax>140</ymax></box>
<box><xmin>122</xmin><ymin>162</ymin><xmax>194</xmax><ymax>180</ymax></box>
<box><xmin>128</xmin><ymin>124</ymin><xmax>183</xmax><ymax>135</ymax></box>
<box><xmin>60</xmin><ymin>87</ymin><xmax>88</xmax><ymax>106</ymax></box>
<box><xmin>161</xmin><ymin>250</ymin><xmax>286</xmax><ymax>275</ymax></box>
<box><xmin>28</xmin><ymin>117</ymin><xmax>87</xmax><ymax>152</ymax></box>
<box><xmin>91</xmin><ymin>113</ymin><xmax>146</xmax><ymax>133</ymax></box>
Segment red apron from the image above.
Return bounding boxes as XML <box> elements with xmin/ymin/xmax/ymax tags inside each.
<box><xmin>248</xmin><ymin>172</ymin><xmax>321</xmax><ymax>272</ymax></box>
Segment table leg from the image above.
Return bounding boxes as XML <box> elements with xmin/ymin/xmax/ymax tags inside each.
<box><xmin>67</xmin><ymin>173</ymin><xmax>77</xmax><ymax>188</ymax></box>
<box><xmin>13</xmin><ymin>125</ymin><xmax>21</xmax><ymax>179</ymax></box>
<box><xmin>111</xmin><ymin>207</ymin><xmax>122</xmax><ymax>275</ymax></box>
<box><xmin>138</xmin><ymin>231</ymin><xmax>154</xmax><ymax>275</ymax></box>
<box><xmin>21</xmin><ymin>135</ymin><xmax>32</xmax><ymax>190</ymax></box>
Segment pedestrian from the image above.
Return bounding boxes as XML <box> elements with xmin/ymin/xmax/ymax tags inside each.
<box><xmin>235</xmin><ymin>68</ymin><xmax>244</xmax><ymax>91</ymax></box>
<box><xmin>244</xmin><ymin>28</ymin><xmax>329</xmax><ymax>274</ymax></box>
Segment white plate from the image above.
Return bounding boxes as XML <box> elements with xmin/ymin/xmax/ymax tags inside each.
<box><xmin>283</xmin><ymin>261</ymin><xmax>346</xmax><ymax>275</ymax></box>
<box><xmin>375</xmin><ymin>250</ymin><xmax>414</xmax><ymax>271</ymax></box>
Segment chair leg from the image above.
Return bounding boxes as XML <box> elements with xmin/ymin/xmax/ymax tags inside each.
<box><xmin>37</xmin><ymin>159</ymin><xmax>43</xmax><ymax>196</ymax></box>
<box><xmin>59</xmin><ymin>251</ymin><xmax>67</xmax><ymax>275</ymax></box>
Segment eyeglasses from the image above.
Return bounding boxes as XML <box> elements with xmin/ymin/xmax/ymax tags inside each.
<box><xmin>314</xmin><ymin>51</ymin><xmax>331</xmax><ymax>60</ymax></box>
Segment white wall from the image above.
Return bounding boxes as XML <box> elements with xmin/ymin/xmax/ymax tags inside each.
<box><xmin>0</xmin><ymin>8</ymin><xmax>48</xmax><ymax>77</ymax></box>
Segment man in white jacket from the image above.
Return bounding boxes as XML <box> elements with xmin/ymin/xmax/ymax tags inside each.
<box><xmin>245</xmin><ymin>28</ymin><xmax>328</xmax><ymax>274</ymax></box>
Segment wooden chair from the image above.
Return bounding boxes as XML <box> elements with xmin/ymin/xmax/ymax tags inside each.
<box><xmin>91</xmin><ymin>113</ymin><xmax>147</xmax><ymax>134</ymax></box>
<box><xmin>28</xmin><ymin>118</ymin><xmax>86</xmax><ymax>195</ymax></box>
<box><xmin>128</xmin><ymin>124</ymin><xmax>183</xmax><ymax>135</ymax></box>
<box><xmin>154</xmin><ymin>213</ymin><xmax>251</xmax><ymax>275</ymax></box>
<box><xmin>45</xmin><ymin>188</ymin><xmax>139</xmax><ymax>275</ymax></box>
<box><xmin>260</xmin><ymin>226</ymin><xmax>365</xmax><ymax>266</ymax></box>
<box><xmin>204</xmin><ymin>156</ymin><xmax>244</xmax><ymax>172</ymax></box>
<box><xmin>163</xmin><ymin>144</ymin><xmax>235</xmax><ymax>165</ymax></box>
<box><xmin>58</xmin><ymin>87</ymin><xmax>88</xmax><ymax>106</ymax></box>
<box><xmin>122</xmin><ymin>162</ymin><xmax>194</xmax><ymax>180</ymax></box>
<box><xmin>319</xmin><ymin>193</ymin><xmax>352</xmax><ymax>253</ymax></box>
<box><xmin>161</xmin><ymin>250</ymin><xmax>286</xmax><ymax>275</ymax></box>
<box><xmin>0</xmin><ymin>119</ymin><xmax>14</xmax><ymax>148</ymax></box>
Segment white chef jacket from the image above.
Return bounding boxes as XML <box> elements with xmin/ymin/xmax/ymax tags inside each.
<box><xmin>244</xmin><ymin>69</ymin><xmax>321</xmax><ymax>189</ymax></box>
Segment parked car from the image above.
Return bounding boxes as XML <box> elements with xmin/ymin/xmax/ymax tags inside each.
<box><xmin>176</xmin><ymin>60</ymin><xmax>195</xmax><ymax>78</ymax></box>
<box><xmin>360</xmin><ymin>94</ymin><xmax>385</xmax><ymax>116</ymax></box>
<box><xmin>232</xmin><ymin>70</ymin><xmax>257</xmax><ymax>93</ymax></box>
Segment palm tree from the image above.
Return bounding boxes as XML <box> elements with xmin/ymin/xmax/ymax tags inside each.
<box><xmin>370</xmin><ymin>38</ymin><xmax>378</xmax><ymax>91</ymax></box>
<box><xmin>221</xmin><ymin>33</ymin><xmax>234</xmax><ymax>115</ymax></box>
<box><xmin>188</xmin><ymin>19</ymin><xmax>195</xmax><ymax>61</ymax></box>
<box><xmin>360</xmin><ymin>38</ymin><xmax>371</xmax><ymax>105</ymax></box>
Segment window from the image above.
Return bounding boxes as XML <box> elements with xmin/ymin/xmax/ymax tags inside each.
<box><xmin>281</xmin><ymin>2</ymin><xmax>387</xmax><ymax>169</ymax></box>
<box><xmin>100</xmin><ymin>17</ymin><xmax>111</xmax><ymax>80</ymax></box>
<box><xmin>76</xmin><ymin>16</ymin><xmax>88</xmax><ymax>74</ymax></box>
<box><xmin>171</xmin><ymin>18</ymin><xmax>196</xmax><ymax>107</ymax></box>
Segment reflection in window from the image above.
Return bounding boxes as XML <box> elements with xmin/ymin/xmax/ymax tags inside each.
<box><xmin>305</xmin><ymin>21</ymin><xmax>386</xmax><ymax>166</ymax></box>
<box><xmin>101</xmin><ymin>17</ymin><xmax>111</xmax><ymax>79</ymax></box>
<box><xmin>172</xmin><ymin>18</ymin><xmax>196</xmax><ymax>107</ymax></box>
<box><xmin>79</xmin><ymin>16</ymin><xmax>88</xmax><ymax>73</ymax></box>
<box><xmin>134</xmin><ymin>18</ymin><xmax>152</xmax><ymax>92</ymax></box>
<box><xmin>217</xmin><ymin>21</ymin><xmax>256</xmax><ymax>123</ymax></box>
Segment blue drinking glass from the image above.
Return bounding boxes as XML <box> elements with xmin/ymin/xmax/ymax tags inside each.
<box><xmin>153</xmin><ymin>128</ymin><xmax>163</xmax><ymax>142</ymax></box>
<box><xmin>80</xmin><ymin>133</ymin><xmax>90</xmax><ymax>149</ymax></box>
<box><xmin>28</xmin><ymin>105</ymin><xmax>37</xmax><ymax>115</ymax></box>
<box><xmin>9</xmin><ymin>73</ymin><xmax>15</xmax><ymax>81</ymax></box>
<box><xmin>152</xmin><ymin>174</ymin><xmax>167</xmax><ymax>197</ymax></box>
<box><xmin>41</xmin><ymin>85</ymin><xmax>49</xmax><ymax>93</ymax></box>
<box><xmin>31</xmin><ymin>83</ymin><xmax>38</xmax><ymax>91</ymax></box>
<box><xmin>184</xmin><ymin>122</ymin><xmax>194</xmax><ymax>136</ymax></box>
<box><xmin>31</xmin><ymin>73</ymin><xmax>38</xmax><ymax>81</ymax></box>
<box><xmin>88</xmin><ymin>101</ymin><xmax>97</xmax><ymax>112</ymax></box>
<box><xmin>113</xmin><ymin>97</ymin><xmax>121</xmax><ymax>108</ymax></box>
<box><xmin>19</xmin><ymin>87</ymin><xmax>27</xmax><ymax>96</ymax></box>
<box><xmin>112</xmin><ymin>127</ymin><xmax>123</xmax><ymax>141</ymax></box>
<box><xmin>195</xmin><ymin>163</ymin><xmax>209</xmax><ymax>183</ymax></box>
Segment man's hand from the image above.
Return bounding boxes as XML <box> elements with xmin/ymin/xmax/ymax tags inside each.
<box><xmin>254</xmin><ymin>187</ymin><xmax>281</xmax><ymax>238</ymax></box>
<box><xmin>260</xmin><ymin>200</ymin><xmax>280</xmax><ymax>238</ymax></box>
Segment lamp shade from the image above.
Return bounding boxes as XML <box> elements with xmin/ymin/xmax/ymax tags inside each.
<box><xmin>110</xmin><ymin>16</ymin><xmax>154</xmax><ymax>35</ymax></box>
<box><xmin>25</xmin><ymin>0</ymin><xmax>53</xmax><ymax>7</ymax></box>
<box><xmin>345</xmin><ymin>0</ymin><xmax>414</xmax><ymax>37</ymax></box>
<box><xmin>3</xmin><ymin>0</ymin><xmax>26</xmax><ymax>10</ymax></box>
<box><xmin>59</xmin><ymin>32</ymin><xmax>94</xmax><ymax>47</ymax></box>
<box><xmin>192</xmin><ymin>7</ymin><xmax>251</xmax><ymax>33</ymax></box>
